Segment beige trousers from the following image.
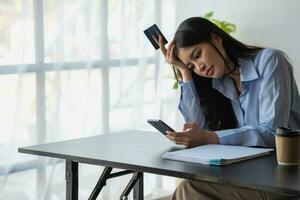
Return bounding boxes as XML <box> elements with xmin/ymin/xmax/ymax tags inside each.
<box><xmin>171</xmin><ymin>180</ymin><xmax>297</xmax><ymax>200</ymax></box>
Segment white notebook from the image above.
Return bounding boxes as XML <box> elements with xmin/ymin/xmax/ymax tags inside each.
<box><xmin>162</xmin><ymin>144</ymin><xmax>273</xmax><ymax>166</ymax></box>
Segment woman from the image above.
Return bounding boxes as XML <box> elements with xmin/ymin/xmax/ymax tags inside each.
<box><xmin>158</xmin><ymin>17</ymin><xmax>300</xmax><ymax>200</ymax></box>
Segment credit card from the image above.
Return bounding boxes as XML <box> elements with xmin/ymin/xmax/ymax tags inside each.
<box><xmin>144</xmin><ymin>24</ymin><xmax>168</xmax><ymax>50</ymax></box>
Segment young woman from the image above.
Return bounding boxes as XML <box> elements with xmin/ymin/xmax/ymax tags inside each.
<box><xmin>158</xmin><ymin>17</ymin><xmax>300</xmax><ymax>200</ymax></box>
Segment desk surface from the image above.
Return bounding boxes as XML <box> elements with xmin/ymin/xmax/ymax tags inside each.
<box><xmin>19</xmin><ymin>130</ymin><xmax>300</xmax><ymax>196</ymax></box>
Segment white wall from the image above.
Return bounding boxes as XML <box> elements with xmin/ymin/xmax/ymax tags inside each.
<box><xmin>175</xmin><ymin>0</ymin><xmax>300</xmax><ymax>85</ymax></box>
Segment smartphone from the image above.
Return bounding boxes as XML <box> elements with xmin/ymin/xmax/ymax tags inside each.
<box><xmin>143</xmin><ymin>24</ymin><xmax>168</xmax><ymax>50</ymax></box>
<box><xmin>147</xmin><ymin>119</ymin><xmax>175</xmax><ymax>135</ymax></box>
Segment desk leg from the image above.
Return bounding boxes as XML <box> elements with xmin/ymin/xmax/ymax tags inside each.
<box><xmin>133</xmin><ymin>172</ymin><xmax>143</xmax><ymax>200</ymax></box>
<box><xmin>120</xmin><ymin>172</ymin><xmax>143</xmax><ymax>200</ymax></box>
<box><xmin>66</xmin><ymin>160</ymin><xmax>78</xmax><ymax>200</ymax></box>
<box><xmin>88</xmin><ymin>167</ymin><xmax>113</xmax><ymax>200</ymax></box>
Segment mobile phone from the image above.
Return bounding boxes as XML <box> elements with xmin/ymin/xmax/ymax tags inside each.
<box><xmin>147</xmin><ymin>119</ymin><xmax>175</xmax><ymax>135</ymax></box>
<box><xmin>143</xmin><ymin>24</ymin><xmax>168</xmax><ymax>50</ymax></box>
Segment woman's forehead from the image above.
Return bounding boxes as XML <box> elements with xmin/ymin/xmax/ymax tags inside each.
<box><xmin>177</xmin><ymin>46</ymin><xmax>194</xmax><ymax>59</ymax></box>
<box><xmin>177</xmin><ymin>43</ymin><xmax>203</xmax><ymax>63</ymax></box>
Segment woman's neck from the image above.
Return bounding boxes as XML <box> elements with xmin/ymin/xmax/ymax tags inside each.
<box><xmin>226</xmin><ymin>62</ymin><xmax>242</xmax><ymax>95</ymax></box>
<box><xmin>230</xmin><ymin>73</ymin><xmax>242</xmax><ymax>95</ymax></box>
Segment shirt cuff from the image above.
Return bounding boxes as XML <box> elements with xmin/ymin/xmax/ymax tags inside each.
<box><xmin>215</xmin><ymin>126</ymin><xmax>251</xmax><ymax>145</ymax></box>
<box><xmin>215</xmin><ymin>129</ymin><xmax>236</xmax><ymax>145</ymax></box>
<box><xmin>215</xmin><ymin>125</ymin><xmax>275</xmax><ymax>147</ymax></box>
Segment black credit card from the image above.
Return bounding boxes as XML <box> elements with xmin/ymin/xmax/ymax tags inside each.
<box><xmin>144</xmin><ymin>24</ymin><xmax>168</xmax><ymax>50</ymax></box>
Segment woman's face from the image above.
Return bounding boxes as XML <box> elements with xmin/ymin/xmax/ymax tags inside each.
<box><xmin>177</xmin><ymin>34</ymin><xmax>230</xmax><ymax>79</ymax></box>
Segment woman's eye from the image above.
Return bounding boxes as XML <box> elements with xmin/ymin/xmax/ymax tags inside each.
<box><xmin>194</xmin><ymin>51</ymin><xmax>201</xmax><ymax>59</ymax></box>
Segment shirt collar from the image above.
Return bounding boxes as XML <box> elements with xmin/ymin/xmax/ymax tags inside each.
<box><xmin>212</xmin><ymin>76</ymin><xmax>239</xmax><ymax>102</ymax></box>
<box><xmin>212</xmin><ymin>57</ymin><xmax>259</xmax><ymax>102</ymax></box>
<box><xmin>238</xmin><ymin>57</ymin><xmax>259</xmax><ymax>82</ymax></box>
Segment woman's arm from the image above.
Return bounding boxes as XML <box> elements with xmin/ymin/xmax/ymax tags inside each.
<box><xmin>178</xmin><ymin>80</ymin><xmax>207</xmax><ymax>128</ymax></box>
<box><xmin>157</xmin><ymin>36</ymin><xmax>207</xmax><ymax>128</ymax></box>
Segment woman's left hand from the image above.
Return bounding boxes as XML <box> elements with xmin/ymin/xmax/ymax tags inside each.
<box><xmin>166</xmin><ymin>122</ymin><xmax>219</xmax><ymax>148</ymax></box>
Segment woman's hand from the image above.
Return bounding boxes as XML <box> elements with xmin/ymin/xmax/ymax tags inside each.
<box><xmin>166</xmin><ymin>122</ymin><xmax>219</xmax><ymax>148</ymax></box>
<box><xmin>158</xmin><ymin>36</ymin><xmax>192</xmax><ymax>81</ymax></box>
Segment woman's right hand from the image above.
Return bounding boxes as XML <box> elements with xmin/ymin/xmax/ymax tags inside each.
<box><xmin>158</xmin><ymin>36</ymin><xmax>192</xmax><ymax>81</ymax></box>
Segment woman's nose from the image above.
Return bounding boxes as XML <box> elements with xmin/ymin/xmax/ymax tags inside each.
<box><xmin>199</xmin><ymin>64</ymin><xmax>207</xmax><ymax>72</ymax></box>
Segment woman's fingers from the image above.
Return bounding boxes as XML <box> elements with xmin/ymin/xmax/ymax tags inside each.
<box><xmin>166</xmin><ymin>38</ymin><xmax>175</xmax><ymax>57</ymax></box>
<box><xmin>160</xmin><ymin>36</ymin><xmax>176</xmax><ymax>63</ymax></box>
<box><xmin>183</xmin><ymin>122</ymin><xmax>197</xmax><ymax>131</ymax></box>
<box><xmin>152</xmin><ymin>34</ymin><xmax>159</xmax><ymax>46</ymax></box>
<box><xmin>166</xmin><ymin>134</ymin><xmax>189</xmax><ymax>145</ymax></box>
<box><xmin>169</xmin><ymin>45</ymin><xmax>177</xmax><ymax>63</ymax></box>
<box><xmin>167</xmin><ymin>131</ymin><xmax>189</xmax><ymax>141</ymax></box>
<box><xmin>158</xmin><ymin>36</ymin><xmax>188</xmax><ymax>74</ymax></box>
<box><xmin>158</xmin><ymin>36</ymin><xmax>167</xmax><ymax>56</ymax></box>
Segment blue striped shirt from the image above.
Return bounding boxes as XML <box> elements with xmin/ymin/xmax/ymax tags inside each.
<box><xmin>178</xmin><ymin>48</ymin><xmax>300</xmax><ymax>147</ymax></box>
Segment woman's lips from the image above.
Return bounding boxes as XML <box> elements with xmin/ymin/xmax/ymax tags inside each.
<box><xmin>206</xmin><ymin>66</ymin><xmax>214</xmax><ymax>76</ymax></box>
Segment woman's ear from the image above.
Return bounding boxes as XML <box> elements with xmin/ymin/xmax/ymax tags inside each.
<box><xmin>210</xmin><ymin>33</ymin><xmax>223</xmax><ymax>47</ymax></box>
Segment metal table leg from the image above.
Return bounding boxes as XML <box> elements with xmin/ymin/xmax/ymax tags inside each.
<box><xmin>89</xmin><ymin>167</ymin><xmax>136</xmax><ymax>200</ymax></box>
<box><xmin>133</xmin><ymin>172</ymin><xmax>143</xmax><ymax>200</ymax></box>
<box><xmin>66</xmin><ymin>160</ymin><xmax>78</xmax><ymax>200</ymax></box>
<box><xmin>120</xmin><ymin>172</ymin><xmax>144</xmax><ymax>200</ymax></box>
<box><xmin>88</xmin><ymin>167</ymin><xmax>113</xmax><ymax>200</ymax></box>
<box><xmin>65</xmin><ymin>162</ymin><xmax>144</xmax><ymax>200</ymax></box>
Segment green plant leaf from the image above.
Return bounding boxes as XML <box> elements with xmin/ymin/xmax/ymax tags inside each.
<box><xmin>203</xmin><ymin>12</ymin><xmax>236</xmax><ymax>34</ymax></box>
<box><xmin>172</xmin><ymin>81</ymin><xmax>178</xmax><ymax>89</ymax></box>
<box><xmin>203</xmin><ymin>11</ymin><xmax>214</xmax><ymax>19</ymax></box>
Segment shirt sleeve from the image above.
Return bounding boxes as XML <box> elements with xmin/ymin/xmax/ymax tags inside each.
<box><xmin>215</xmin><ymin>50</ymin><xmax>292</xmax><ymax>147</ymax></box>
<box><xmin>178</xmin><ymin>80</ymin><xmax>207</xmax><ymax>128</ymax></box>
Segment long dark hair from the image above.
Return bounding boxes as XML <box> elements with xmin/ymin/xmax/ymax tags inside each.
<box><xmin>174</xmin><ymin>17</ymin><xmax>263</xmax><ymax>131</ymax></box>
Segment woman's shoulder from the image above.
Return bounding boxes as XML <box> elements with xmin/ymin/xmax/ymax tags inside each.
<box><xmin>254</xmin><ymin>48</ymin><xmax>291</xmax><ymax>74</ymax></box>
<box><xmin>255</xmin><ymin>48</ymin><xmax>286</xmax><ymax>63</ymax></box>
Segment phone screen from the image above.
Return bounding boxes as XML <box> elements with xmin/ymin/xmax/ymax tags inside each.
<box><xmin>147</xmin><ymin>119</ymin><xmax>175</xmax><ymax>135</ymax></box>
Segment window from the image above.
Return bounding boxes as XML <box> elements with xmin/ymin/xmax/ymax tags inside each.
<box><xmin>0</xmin><ymin>0</ymin><xmax>178</xmax><ymax>199</ymax></box>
